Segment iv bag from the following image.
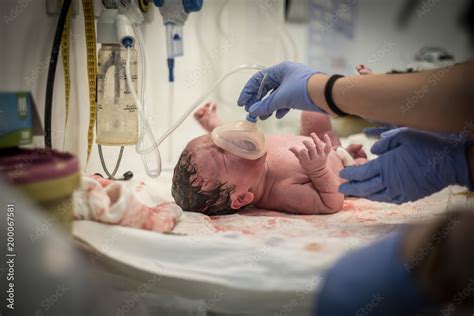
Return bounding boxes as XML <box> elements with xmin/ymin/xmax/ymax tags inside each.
<box><xmin>96</xmin><ymin>44</ymin><xmax>139</xmax><ymax>146</ymax></box>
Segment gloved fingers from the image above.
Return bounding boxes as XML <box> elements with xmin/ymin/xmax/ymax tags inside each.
<box><xmin>237</xmin><ymin>71</ymin><xmax>265</xmax><ymax>108</ymax></box>
<box><xmin>275</xmin><ymin>108</ymin><xmax>290</xmax><ymax>119</ymax></box>
<box><xmin>370</xmin><ymin>135</ymin><xmax>402</xmax><ymax>155</ymax></box>
<box><xmin>365</xmin><ymin>189</ymin><xmax>402</xmax><ymax>204</ymax></box>
<box><xmin>363</xmin><ymin>126</ymin><xmax>393</xmax><ymax>138</ymax></box>
<box><xmin>380</xmin><ymin>127</ymin><xmax>408</xmax><ymax>138</ymax></box>
<box><xmin>391</xmin><ymin>195</ymin><xmax>406</xmax><ymax>205</ymax></box>
<box><xmin>243</xmin><ymin>83</ymin><xmax>276</xmax><ymax>112</ymax></box>
<box><xmin>259</xmin><ymin>113</ymin><xmax>273</xmax><ymax>120</ymax></box>
<box><xmin>339</xmin><ymin>160</ymin><xmax>380</xmax><ymax>182</ymax></box>
<box><xmin>248</xmin><ymin>92</ymin><xmax>277</xmax><ymax>118</ymax></box>
<box><xmin>264</xmin><ymin>61</ymin><xmax>289</xmax><ymax>82</ymax></box>
<box><xmin>238</xmin><ymin>71</ymin><xmax>280</xmax><ymax>111</ymax></box>
<box><xmin>339</xmin><ymin>176</ymin><xmax>384</xmax><ymax>197</ymax></box>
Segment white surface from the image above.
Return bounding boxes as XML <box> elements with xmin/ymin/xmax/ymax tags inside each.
<box><xmin>73</xmin><ymin>172</ymin><xmax>465</xmax><ymax>314</ymax></box>
<box><xmin>74</xmin><ymin>220</ymin><xmax>326</xmax><ymax>292</ymax></box>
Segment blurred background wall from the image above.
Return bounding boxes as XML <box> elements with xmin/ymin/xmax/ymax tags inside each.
<box><xmin>0</xmin><ymin>0</ymin><xmax>472</xmax><ymax>177</ymax></box>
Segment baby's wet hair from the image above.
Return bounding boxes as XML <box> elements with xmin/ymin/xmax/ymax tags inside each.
<box><xmin>171</xmin><ymin>150</ymin><xmax>236</xmax><ymax>216</ymax></box>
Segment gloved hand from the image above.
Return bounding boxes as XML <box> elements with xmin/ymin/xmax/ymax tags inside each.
<box><xmin>314</xmin><ymin>231</ymin><xmax>429</xmax><ymax>316</ymax></box>
<box><xmin>339</xmin><ymin>129</ymin><xmax>472</xmax><ymax>204</ymax></box>
<box><xmin>363</xmin><ymin>125</ymin><xmax>399</xmax><ymax>138</ymax></box>
<box><xmin>237</xmin><ymin>61</ymin><xmax>323</xmax><ymax>120</ymax></box>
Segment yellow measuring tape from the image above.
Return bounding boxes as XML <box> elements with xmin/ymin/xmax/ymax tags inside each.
<box><xmin>82</xmin><ymin>0</ymin><xmax>97</xmax><ymax>165</ymax></box>
<box><xmin>61</xmin><ymin>0</ymin><xmax>71</xmax><ymax>149</ymax></box>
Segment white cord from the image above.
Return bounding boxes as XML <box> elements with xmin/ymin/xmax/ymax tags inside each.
<box><xmin>152</xmin><ymin>64</ymin><xmax>266</xmax><ymax>151</ymax></box>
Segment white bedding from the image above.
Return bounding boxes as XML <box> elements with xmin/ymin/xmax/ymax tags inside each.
<box><xmin>73</xmin><ymin>134</ymin><xmax>471</xmax><ymax>314</ymax></box>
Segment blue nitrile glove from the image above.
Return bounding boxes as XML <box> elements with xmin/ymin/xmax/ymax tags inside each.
<box><xmin>363</xmin><ymin>125</ymin><xmax>399</xmax><ymax>138</ymax></box>
<box><xmin>314</xmin><ymin>231</ymin><xmax>431</xmax><ymax>316</ymax></box>
<box><xmin>339</xmin><ymin>129</ymin><xmax>473</xmax><ymax>204</ymax></box>
<box><xmin>237</xmin><ymin>61</ymin><xmax>323</xmax><ymax>120</ymax></box>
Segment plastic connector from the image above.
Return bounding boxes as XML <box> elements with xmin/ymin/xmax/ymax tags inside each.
<box><xmin>183</xmin><ymin>0</ymin><xmax>203</xmax><ymax>13</ymax></box>
<box><xmin>122</xmin><ymin>37</ymin><xmax>133</xmax><ymax>48</ymax></box>
<box><xmin>115</xmin><ymin>14</ymin><xmax>136</xmax><ymax>47</ymax></box>
<box><xmin>246</xmin><ymin>114</ymin><xmax>257</xmax><ymax>123</ymax></box>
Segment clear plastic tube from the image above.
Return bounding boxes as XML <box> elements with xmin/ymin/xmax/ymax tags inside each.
<box><xmin>153</xmin><ymin>64</ymin><xmax>266</xmax><ymax>151</ymax></box>
<box><xmin>126</xmin><ymin>46</ymin><xmax>161</xmax><ymax>177</ymax></box>
<box><xmin>133</xmin><ymin>26</ymin><xmax>160</xmax><ymax>177</ymax></box>
<box><xmin>126</xmin><ymin>44</ymin><xmax>265</xmax><ymax>177</ymax></box>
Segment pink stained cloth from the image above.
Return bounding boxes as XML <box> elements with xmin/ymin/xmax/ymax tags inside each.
<box><xmin>172</xmin><ymin>190</ymin><xmax>451</xmax><ymax>255</ymax></box>
<box><xmin>74</xmin><ymin>175</ymin><xmax>182</xmax><ymax>233</ymax></box>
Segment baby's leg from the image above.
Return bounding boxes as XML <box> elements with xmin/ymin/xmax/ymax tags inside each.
<box><xmin>194</xmin><ymin>102</ymin><xmax>222</xmax><ymax>132</ymax></box>
<box><xmin>300</xmin><ymin>111</ymin><xmax>341</xmax><ymax>147</ymax></box>
<box><xmin>356</xmin><ymin>64</ymin><xmax>373</xmax><ymax>75</ymax></box>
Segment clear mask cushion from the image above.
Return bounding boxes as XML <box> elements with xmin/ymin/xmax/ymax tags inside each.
<box><xmin>211</xmin><ymin>120</ymin><xmax>267</xmax><ymax>160</ymax></box>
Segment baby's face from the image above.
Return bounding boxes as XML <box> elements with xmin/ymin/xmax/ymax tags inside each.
<box><xmin>187</xmin><ymin>134</ymin><xmax>266</xmax><ymax>191</ymax></box>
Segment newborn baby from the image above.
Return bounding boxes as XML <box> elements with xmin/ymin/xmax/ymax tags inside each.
<box><xmin>172</xmin><ymin>104</ymin><xmax>367</xmax><ymax>216</ymax></box>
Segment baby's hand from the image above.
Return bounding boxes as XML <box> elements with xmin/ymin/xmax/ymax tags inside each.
<box><xmin>290</xmin><ymin>133</ymin><xmax>332</xmax><ymax>177</ymax></box>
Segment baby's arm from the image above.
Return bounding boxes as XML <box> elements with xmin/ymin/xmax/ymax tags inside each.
<box><xmin>289</xmin><ymin>133</ymin><xmax>344</xmax><ymax>212</ymax></box>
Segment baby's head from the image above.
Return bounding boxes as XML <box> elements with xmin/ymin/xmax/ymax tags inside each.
<box><xmin>172</xmin><ymin>134</ymin><xmax>266</xmax><ymax>216</ymax></box>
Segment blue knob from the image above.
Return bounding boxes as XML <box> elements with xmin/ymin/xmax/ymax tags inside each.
<box><xmin>182</xmin><ymin>0</ymin><xmax>203</xmax><ymax>13</ymax></box>
<box><xmin>154</xmin><ymin>0</ymin><xmax>164</xmax><ymax>7</ymax></box>
<box><xmin>246</xmin><ymin>114</ymin><xmax>257</xmax><ymax>123</ymax></box>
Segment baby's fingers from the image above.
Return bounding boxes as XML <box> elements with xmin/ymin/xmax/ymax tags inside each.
<box><xmin>289</xmin><ymin>147</ymin><xmax>310</xmax><ymax>164</ymax></box>
<box><xmin>310</xmin><ymin>133</ymin><xmax>324</xmax><ymax>155</ymax></box>
<box><xmin>323</xmin><ymin>134</ymin><xmax>332</xmax><ymax>154</ymax></box>
<box><xmin>303</xmin><ymin>140</ymin><xmax>317</xmax><ymax>160</ymax></box>
<box><xmin>299</xmin><ymin>148</ymin><xmax>310</xmax><ymax>163</ymax></box>
<box><xmin>209</xmin><ymin>102</ymin><xmax>217</xmax><ymax>112</ymax></box>
<box><xmin>289</xmin><ymin>147</ymin><xmax>300</xmax><ymax>159</ymax></box>
<box><xmin>193</xmin><ymin>108</ymin><xmax>205</xmax><ymax>119</ymax></box>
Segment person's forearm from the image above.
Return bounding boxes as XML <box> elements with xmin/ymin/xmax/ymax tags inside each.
<box><xmin>308</xmin><ymin>61</ymin><xmax>474</xmax><ymax>136</ymax></box>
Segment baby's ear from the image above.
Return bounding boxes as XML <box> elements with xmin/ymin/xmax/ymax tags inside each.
<box><xmin>230</xmin><ymin>192</ymin><xmax>254</xmax><ymax>209</ymax></box>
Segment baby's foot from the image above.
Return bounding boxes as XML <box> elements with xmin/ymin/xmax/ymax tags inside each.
<box><xmin>345</xmin><ymin>143</ymin><xmax>368</xmax><ymax>160</ymax></box>
<box><xmin>342</xmin><ymin>144</ymin><xmax>368</xmax><ymax>166</ymax></box>
<box><xmin>356</xmin><ymin>64</ymin><xmax>373</xmax><ymax>75</ymax></box>
<box><xmin>193</xmin><ymin>102</ymin><xmax>222</xmax><ymax>132</ymax></box>
<box><xmin>300</xmin><ymin>112</ymin><xmax>341</xmax><ymax>147</ymax></box>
